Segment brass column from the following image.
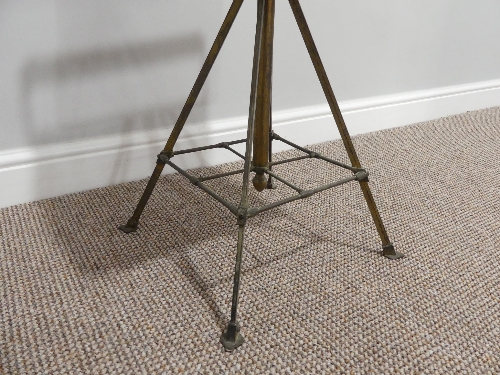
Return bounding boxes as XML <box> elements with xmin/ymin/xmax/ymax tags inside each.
<box><xmin>252</xmin><ymin>0</ymin><xmax>275</xmax><ymax>192</ymax></box>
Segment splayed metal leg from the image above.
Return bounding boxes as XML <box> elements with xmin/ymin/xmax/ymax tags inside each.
<box><xmin>221</xmin><ymin>0</ymin><xmax>265</xmax><ymax>350</ymax></box>
<box><xmin>288</xmin><ymin>0</ymin><xmax>404</xmax><ymax>259</ymax></box>
<box><xmin>220</xmin><ymin>223</ymin><xmax>247</xmax><ymax>351</ymax></box>
<box><xmin>119</xmin><ymin>0</ymin><xmax>244</xmax><ymax>233</ymax></box>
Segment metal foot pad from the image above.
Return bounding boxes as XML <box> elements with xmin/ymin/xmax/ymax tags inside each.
<box><xmin>220</xmin><ymin>323</ymin><xmax>244</xmax><ymax>351</ymax></box>
<box><xmin>118</xmin><ymin>221</ymin><xmax>138</xmax><ymax>234</ymax></box>
<box><xmin>382</xmin><ymin>244</ymin><xmax>405</xmax><ymax>260</ymax></box>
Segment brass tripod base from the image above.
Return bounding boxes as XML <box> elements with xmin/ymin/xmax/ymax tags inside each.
<box><xmin>220</xmin><ymin>323</ymin><xmax>244</xmax><ymax>351</ymax></box>
<box><xmin>382</xmin><ymin>244</ymin><xmax>405</xmax><ymax>260</ymax></box>
<box><xmin>116</xmin><ymin>0</ymin><xmax>404</xmax><ymax>352</ymax></box>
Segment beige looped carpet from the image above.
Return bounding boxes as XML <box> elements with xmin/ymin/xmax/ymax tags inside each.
<box><xmin>1</xmin><ymin>107</ymin><xmax>499</xmax><ymax>374</ymax></box>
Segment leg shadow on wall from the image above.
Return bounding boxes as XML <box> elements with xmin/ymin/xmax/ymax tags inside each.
<box><xmin>21</xmin><ymin>34</ymin><xmax>210</xmax><ymax>194</ymax></box>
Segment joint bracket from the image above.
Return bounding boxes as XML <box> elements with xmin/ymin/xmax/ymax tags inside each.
<box><xmin>355</xmin><ymin>169</ymin><xmax>369</xmax><ymax>182</ymax></box>
<box><xmin>237</xmin><ymin>206</ymin><xmax>248</xmax><ymax>226</ymax></box>
<box><xmin>157</xmin><ymin>151</ymin><xmax>173</xmax><ymax>164</ymax></box>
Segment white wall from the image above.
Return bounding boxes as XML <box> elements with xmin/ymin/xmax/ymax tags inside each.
<box><xmin>1</xmin><ymin>0</ymin><xmax>500</xmax><ymax>207</ymax></box>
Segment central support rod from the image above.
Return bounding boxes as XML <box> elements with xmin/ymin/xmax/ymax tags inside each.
<box><xmin>252</xmin><ymin>0</ymin><xmax>275</xmax><ymax>192</ymax></box>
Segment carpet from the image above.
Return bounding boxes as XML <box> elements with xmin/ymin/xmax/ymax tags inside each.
<box><xmin>1</xmin><ymin>107</ymin><xmax>499</xmax><ymax>374</ymax></box>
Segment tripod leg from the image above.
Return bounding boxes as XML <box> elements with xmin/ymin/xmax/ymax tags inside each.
<box><xmin>119</xmin><ymin>162</ymin><xmax>165</xmax><ymax>233</ymax></box>
<box><xmin>220</xmin><ymin>223</ymin><xmax>247</xmax><ymax>351</ymax></box>
<box><xmin>163</xmin><ymin>0</ymin><xmax>244</xmax><ymax>154</ymax></box>
<box><xmin>267</xmin><ymin>56</ymin><xmax>276</xmax><ymax>188</ymax></box>
<box><xmin>267</xmin><ymin>124</ymin><xmax>277</xmax><ymax>189</ymax></box>
<box><xmin>221</xmin><ymin>0</ymin><xmax>268</xmax><ymax>351</ymax></box>
<box><xmin>119</xmin><ymin>0</ymin><xmax>244</xmax><ymax>233</ymax></box>
<box><xmin>288</xmin><ymin>0</ymin><xmax>403</xmax><ymax>259</ymax></box>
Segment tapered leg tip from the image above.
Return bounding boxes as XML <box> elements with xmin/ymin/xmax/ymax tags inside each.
<box><xmin>118</xmin><ymin>223</ymin><xmax>137</xmax><ymax>234</ymax></box>
<box><xmin>220</xmin><ymin>323</ymin><xmax>244</xmax><ymax>351</ymax></box>
<box><xmin>383</xmin><ymin>251</ymin><xmax>405</xmax><ymax>260</ymax></box>
<box><xmin>382</xmin><ymin>244</ymin><xmax>404</xmax><ymax>259</ymax></box>
<box><xmin>220</xmin><ymin>332</ymin><xmax>244</xmax><ymax>352</ymax></box>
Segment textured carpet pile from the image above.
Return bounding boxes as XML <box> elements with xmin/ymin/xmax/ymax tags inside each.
<box><xmin>1</xmin><ymin>107</ymin><xmax>499</xmax><ymax>374</ymax></box>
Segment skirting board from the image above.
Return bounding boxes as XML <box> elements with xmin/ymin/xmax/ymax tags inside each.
<box><xmin>1</xmin><ymin>79</ymin><xmax>499</xmax><ymax>208</ymax></box>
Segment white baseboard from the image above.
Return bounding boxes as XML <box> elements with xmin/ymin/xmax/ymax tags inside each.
<box><xmin>1</xmin><ymin>79</ymin><xmax>499</xmax><ymax>208</ymax></box>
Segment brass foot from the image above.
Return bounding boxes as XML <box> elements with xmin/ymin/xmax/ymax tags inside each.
<box><xmin>382</xmin><ymin>244</ymin><xmax>404</xmax><ymax>260</ymax></box>
<box><xmin>220</xmin><ymin>322</ymin><xmax>244</xmax><ymax>351</ymax></box>
<box><xmin>118</xmin><ymin>220</ymin><xmax>138</xmax><ymax>234</ymax></box>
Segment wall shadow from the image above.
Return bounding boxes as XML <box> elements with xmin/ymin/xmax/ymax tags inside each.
<box><xmin>20</xmin><ymin>31</ymin><xmax>213</xmax><ymax>218</ymax></box>
<box><xmin>22</xmin><ymin>34</ymin><xmax>210</xmax><ymax>186</ymax></box>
